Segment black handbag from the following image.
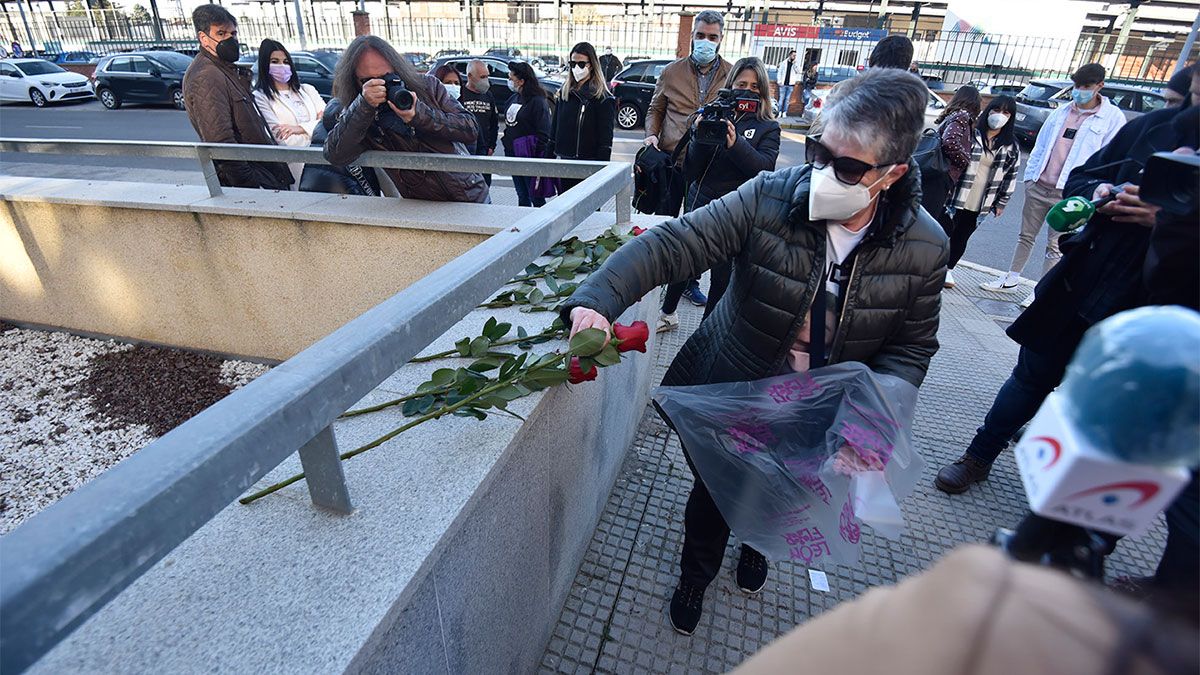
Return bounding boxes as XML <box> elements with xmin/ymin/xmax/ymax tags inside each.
<box><xmin>913</xmin><ymin>124</ymin><xmax>954</xmax><ymax>221</ymax></box>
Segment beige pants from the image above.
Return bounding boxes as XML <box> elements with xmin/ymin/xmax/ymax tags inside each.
<box><xmin>1010</xmin><ymin>180</ymin><xmax>1063</xmax><ymax>275</ymax></box>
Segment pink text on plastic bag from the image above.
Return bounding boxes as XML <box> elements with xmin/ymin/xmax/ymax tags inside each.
<box><xmin>725</xmin><ymin>421</ymin><xmax>777</xmax><ymax>455</ymax></box>
<box><xmin>766</xmin><ymin>374</ymin><xmax>822</xmax><ymax>404</ymax></box>
<box><xmin>839</xmin><ymin>497</ymin><xmax>861</xmax><ymax>544</ymax></box>
<box><xmin>783</xmin><ymin>527</ymin><xmax>831</xmax><ymax>564</ymax></box>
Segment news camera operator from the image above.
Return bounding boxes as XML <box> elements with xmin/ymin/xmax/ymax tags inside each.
<box><xmin>657</xmin><ymin>57</ymin><xmax>781</xmax><ymax>333</ymax></box>
<box><xmin>323</xmin><ymin>35</ymin><xmax>488</xmax><ymax>203</ymax></box>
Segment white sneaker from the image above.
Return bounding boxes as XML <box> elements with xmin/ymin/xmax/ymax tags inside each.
<box><xmin>657</xmin><ymin>313</ymin><xmax>679</xmax><ymax>333</ymax></box>
<box><xmin>1020</xmin><ymin>290</ymin><xmax>1035</xmax><ymax>308</ymax></box>
<box><xmin>943</xmin><ymin>269</ymin><xmax>956</xmax><ymax>289</ymax></box>
<box><xmin>980</xmin><ymin>273</ymin><xmax>1020</xmax><ymax>292</ymax></box>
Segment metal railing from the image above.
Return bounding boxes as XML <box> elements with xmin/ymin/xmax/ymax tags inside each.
<box><xmin>0</xmin><ymin>139</ymin><xmax>634</xmax><ymax>673</ymax></box>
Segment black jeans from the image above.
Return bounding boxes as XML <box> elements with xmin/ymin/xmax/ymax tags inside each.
<box><xmin>472</xmin><ymin>140</ymin><xmax>492</xmax><ymax>186</ymax></box>
<box><xmin>678</xmin><ymin>442</ymin><xmax>756</xmax><ymax>588</ymax></box>
<box><xmin>661</xmin><ymin>184</ymin><xmax>732</xmax><ymax>317</ymax></box>
<box><xmin>947</xmin><ymin>208</ymin><xmax>981</xmax><ymax>269</ymax></box>
<box><xmin>966</xmin><ymin>345</ymin><xmax>1070</xmax><ymax>464</ymax></box>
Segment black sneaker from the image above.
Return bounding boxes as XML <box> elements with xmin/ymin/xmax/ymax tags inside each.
<box><xmin>669</xmin><ymin>580</ymin><xmax>705</xmax><ymax>635</ymax></box>
<box><xmin>736</xmin><ymin>545</ymin><xmax>768</xmax><ymax>594</ymax></box>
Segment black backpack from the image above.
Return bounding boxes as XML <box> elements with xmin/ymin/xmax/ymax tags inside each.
<box><xmin>633</xmin><ymin>138</ymin><xmax>688</xmax><ymax>217</ymax></box>
<box><xmin>913</xmin><ymin>124</ymin><xmax>954</xmax><ymax>221</ymax></box>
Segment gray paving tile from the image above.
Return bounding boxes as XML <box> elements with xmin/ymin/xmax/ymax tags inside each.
<box><xmin>538</xmin><ymin>271</ymin><xmax>1165</xmax><ymax>675</ymax></box>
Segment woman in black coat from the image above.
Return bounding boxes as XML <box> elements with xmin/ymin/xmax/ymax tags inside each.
<box><xmin>659</xmin><ymin>56</ymin><xmax>783</xmax><ymax>332</ymax></box>
<box><xmin>562</xmin><ymin>68</ymin><xmax>947</xmax><ymax>636</ymax></box>
<box><xmin>550</xmin><ymin>42</ymin><xmax>617</xmax><ymax>192</ymax></box>
<box><xmin>501</xmin><ymin>60</ymin><xmax>553</xmax><ymax>207</ymax></box>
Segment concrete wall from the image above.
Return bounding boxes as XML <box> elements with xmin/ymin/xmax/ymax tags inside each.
<box><xmin>29</xmin><ymin>208</ymin><xmax>667</xmax><ymax>674</ymax></box>
<box><xmin>0</xmin><ymin>178</ymin><xmax>526</xmax><ymax>361</ymax></box>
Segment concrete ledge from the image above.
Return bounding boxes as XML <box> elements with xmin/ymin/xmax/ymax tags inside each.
<box><xmin>1</xmin><ymin>177</ymin><xmax>545</xmax><ymax>360</ymax></box>
<box><xmin>28</xmin><ymin>212</ymin><xmax>664</xmax><ymax>674</ymax></box>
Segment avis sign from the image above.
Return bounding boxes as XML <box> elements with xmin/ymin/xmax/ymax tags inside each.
<box><xmin>753</xmin><ymin>24</ymin><xmax>820</xmax><ymax>38</ymax></box>
<box><xmin>1013</xmin><ymin>393</ymin><xmax>1190</xmax><ymax>536</ymax></box>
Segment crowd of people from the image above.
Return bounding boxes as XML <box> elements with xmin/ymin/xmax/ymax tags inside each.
<box><xmin>176</xmin><ymin>2</ymin><xmax>1200</xmax><ymax>665</ymax></box>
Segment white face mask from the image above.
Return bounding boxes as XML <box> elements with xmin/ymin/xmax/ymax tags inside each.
<box><xmin>987</xmin><ymin>112</ymin><xmax>1010</xmax><ymax>130</ymax></box>
<box><xmin>443</xmin><ymin>83</ymin><xmax>461</xmax><ymax>99</ymax></box>
<box><xmin>808</xmin><ymin>164</ymin><xmax>893</xmax><ymax>223</ymax></box>
<box><xmin>571</xmin><ymin>64</ymin><xmax>589</xmax><ymax>81</ymax></box>
<box><xmin>508</xmin><ymin>80</ymin><xmax>520</xmax><ymax>93</ymax></box>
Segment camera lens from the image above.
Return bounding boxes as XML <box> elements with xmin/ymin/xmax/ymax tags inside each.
<box><xmin>390</xmin><ymin>88</ymin><xmax>415</xmax><ymax>110</ymax></box>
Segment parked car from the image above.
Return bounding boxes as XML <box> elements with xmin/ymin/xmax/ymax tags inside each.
<box><xmin>94</xmin><ymin>51</ymin><xmax>191</xmax><ymax>110</ymax></box>
<box><xmin>0</xmin><ymin>57</ymin><xmax>94</xmax><ymax>107</ymax></box>
<box><xmin>485</xmin><ymin>47</ymin><xmax>522</xmax><ymax>59</ymax></box>
<box><xmin>49</xmin><ymin>51</ymin><xmax>101</xmax><ymax>65</ymax></box>
<box><xmin>921</xmin><ymin>74</ymin><xmax>945</xmax><ymax>91</ymax></box>
<box><xmin>431</xmin><ymin>55</ymin><xmax>559</xmax><ymax>104</ymax></box>
<box><xmin>967</xmin><ymin>78</ymin><xmax>1024</xmax><ymax>96</ymax></box>
<box><xmin>235</xmin><ymin>50</ymin><xmax>337</xmax><ymax>99</ymax></box>
<box><xmin>533</xmin><ymin>54</ymin><xmax>564</xmax><ymax>73</ymax></box>
<box><xmin>803</xmin><ymin>84</ymin><xmax>945</xmax><ymax>130</ymax></box>
<box><xmin>435</xmin><ymin>48</ymin><xmax>469</xmax><ymax>59</ymax></box>
<box><xmin>609</xmin><ymin>58</ymin><xmax>669</xmax><ymax>130</ymax></box>
<box><xmin>1013</xmin><ymin>78</ymin><xmax>1165</xmax><ymax>146</ymax></box>
<box><xmin>402</xmin><ymin>52</ymin><xmax>432</xmax><ymax>72</ymax></box>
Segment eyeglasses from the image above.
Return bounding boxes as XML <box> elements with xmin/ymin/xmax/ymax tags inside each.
<box><xmin>805</xmin><ymin>137</ymin><xmax>894</xmax><ymax>186</ymax></box>
<box><xmin>570</xmin><ymin>60</ymin><xmax>590</xmax><ymax>67</ymax></box>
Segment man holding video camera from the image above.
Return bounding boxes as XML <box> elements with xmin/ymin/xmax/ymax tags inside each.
<box><xmin>324</xmin><ymin>35</ymin><xmax>488</xmax><ymax>203</ymax></box>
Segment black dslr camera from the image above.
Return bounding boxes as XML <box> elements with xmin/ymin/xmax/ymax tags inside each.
<box><xmin>1140</xmin><ymin>151</ymin><xmax>1199</xmax><ymax>216</ymax></box>
<box><xmin>380</xmin><ymin>73</ymin><xmax>415</xmax><ymax>110</ymax></box>
<box><xmin>695</xmin><ymin>88</ymin><xmax>759</xmax><ymax>146</ymax></box>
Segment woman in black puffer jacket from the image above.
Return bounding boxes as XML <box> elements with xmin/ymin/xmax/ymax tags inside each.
<box><xmin>550</xmin><ymin>41</ymin><xmax>616</xmax><ymax>192</ymax></box>
<box><xmin>561</xmin><ymin>68</ymin><xmax>948</xmax><ymax>637</ymax></box>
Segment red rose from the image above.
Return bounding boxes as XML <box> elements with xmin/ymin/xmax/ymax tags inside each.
<box><xmin>613</xmin><ymin>321</ymin><xmax>650</xmax><ymax>353</ymax></box>
<box><xmin>630</xmin><ymin>226</ymin><xmax>647</xmax><ymax>236</ymax></box>
<box><xmin>568</xmin><ymin>356</ymin><xmax>598</xmax><ymax>384</ymax></box>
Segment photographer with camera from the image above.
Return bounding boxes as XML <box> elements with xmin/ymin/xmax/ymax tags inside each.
<box><xmin>323</xmin><ymin>35</ymin><xmax>487</xmax><ymax>203</ymax></box>
<box><xmin>657</xmin><ymin>57</ymin><xmax>781</xmax><ymax>333</ymax></box>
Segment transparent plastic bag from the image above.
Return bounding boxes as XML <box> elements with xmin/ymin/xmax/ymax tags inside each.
<box><xmin>653</xmin><ymin>362</ymin><xmax>923</xmax><ymax>567</ymax></box>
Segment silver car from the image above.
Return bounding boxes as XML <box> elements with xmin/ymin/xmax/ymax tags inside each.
<box><xmin>1014</xmin><ymin>79</ymin><xmax>1167</xmax><ymax>146</ymax></box>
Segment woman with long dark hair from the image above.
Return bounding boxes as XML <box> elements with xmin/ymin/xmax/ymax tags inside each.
<box><xmin>252</xmin><ymin>38</ymin><xmax>325</xmax><ymax>187</ymax></box>
<box><xmin>323</xmin><ymin>35</ymin><xmax>487</xmax><ymax>203</ymax></box>
<box><xmin>550</xmin><ymin>42</ymin><xmax>616</xmax><ymax>192</ymax></box>
<box><xmin>920</xmin><ymin>85</ymin><xmax>981</xmax><ymax>223</ymax></box>
<box><xmin>658</xmin><ymin>57</ymin><xmax>781</xmax><ymax>333</ymax></box>
<box><xmin>431</xmin><ymin>64</ymin><xmax>463</xmax><ymax>101</ymax></box>
<box><xmin>501</xmin><ymin>60</ymin><xmax>552</xmax><ymax>207</ymax></box>
<box><xmin>943</xmin><ymin>95</ymin><xmax>1021</xmax><ymax>288</ymax></box>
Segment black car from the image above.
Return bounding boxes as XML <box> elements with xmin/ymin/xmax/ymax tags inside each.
<box><xmin>235</xmin><ymin>50</ymin><xmax>337</xmax><ymax>100</ymax></box>
<box><xmin>430</xmin><ymin>55</ymin><xmax>562</xmax><ymax>104</ymax></box>
<box><xmin>609</xmin><ymin>59</ymin><xmax>670</xmax><ymax>130</ymax></box>
<box><xmin>94</xmin><ymin>50</ymin><xmax>192</xmax><ymax>110</ymax></box>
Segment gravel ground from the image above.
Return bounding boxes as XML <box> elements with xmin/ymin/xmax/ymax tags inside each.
<box><xmin>0</xmin><ymin>324</ymin><xmax>271</xmax><ymax>535</ymax></box>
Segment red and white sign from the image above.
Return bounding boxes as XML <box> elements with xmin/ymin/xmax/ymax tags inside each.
<box><xmin>1013</xmin><ymin>393</ymin><xmax>1190</xmax><ymax>537</ymax></box>
<box><xmin>753</xmin><ymin>24</ymin><xmax>820</xmax><ymax>39</ymax></box>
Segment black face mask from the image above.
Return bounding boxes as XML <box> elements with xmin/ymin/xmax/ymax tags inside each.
<box><xmin>206</xmin><ymin>33</ymin><xmax>240</xmax><ymax>63</ymax></box>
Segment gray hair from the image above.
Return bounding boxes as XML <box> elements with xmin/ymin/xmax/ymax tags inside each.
<box><xmin>694</xmin><ymin>10</ymin><xmax>725</xmax><ymax>32</ymax></box>
<box><xmin>467</xmin><ymin>58</ymin><xmax>488</xmax><ymax>77</ymax></box>
<box><xmin>821</xmin><ymin>68</ymin><xmax>927</xmax><ymax>164</ymax></box>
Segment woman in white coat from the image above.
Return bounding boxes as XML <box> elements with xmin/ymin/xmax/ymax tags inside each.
<box><xmin>252</xmin><ymin>39</ymin><xmax>325</xmax><ymax>188</ymax></box>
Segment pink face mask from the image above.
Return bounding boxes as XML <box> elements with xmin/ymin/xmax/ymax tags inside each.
<box><xmin>268</xmin><ymin>63</ymin><xmax>292</xmax><ymax>84</ymax></box>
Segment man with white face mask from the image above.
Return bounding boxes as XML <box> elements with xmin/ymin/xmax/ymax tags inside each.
<box><xmin>562</xmin><ymin>68</ymin><xmax>947</xmax><ymax>635</ymax></box>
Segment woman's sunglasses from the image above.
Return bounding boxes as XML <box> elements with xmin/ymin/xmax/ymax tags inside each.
<box><xmin>805</xmin><ymin>137</ymin><xmax>894</xmax><ymax>186</ymax></box>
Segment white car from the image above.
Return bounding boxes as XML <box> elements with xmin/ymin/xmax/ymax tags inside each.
<box><xmin>0</xmin><ymin>58</ymin><xmax>95</xmax><ymax>107</ymax></box>
<box><xmin>802</xmin><ymin>86</ymin><xmax>946</xmax><ymax>130</ymax></box>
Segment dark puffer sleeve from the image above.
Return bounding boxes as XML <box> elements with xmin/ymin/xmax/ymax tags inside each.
<box><xmin>559</xmin><ymin>172</ymin><xmax>766</xmax><ymax>324</ymax></box>
<box><xmin>865</xmin><ymin>235</ymin><xmax>948</xmax><ymax>387</ymax></box>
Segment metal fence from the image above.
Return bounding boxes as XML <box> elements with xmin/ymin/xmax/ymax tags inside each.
<box><xmin>2</xmin><ymin>6</ymin><xmax>1194</xmax><ymax>85</ymax></box>
<box><xmin>0</xmin><ymin>138</ymin><xmax>633</xmax><ymax>674</ymax></box>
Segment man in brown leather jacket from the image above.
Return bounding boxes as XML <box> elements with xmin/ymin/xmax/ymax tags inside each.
<box><xmin>644</xmin><ymin>10</ymin><xmax>733</xmax><ymax>163</ymax></box>
<box><xmin>182</xmin><ymin>4</ymin><xmax>292</xmax><ymax>190</ymax></box>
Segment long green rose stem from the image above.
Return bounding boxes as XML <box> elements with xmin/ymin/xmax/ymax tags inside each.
<box><xmin>479</xmin><ymin>289</ymin><xmax>572</xmax><ymax>309</ymax></box>
<box><xmin>339</xmin><ymin>387</ymin><xmax>452</xmax><ymax>418</ymax></box>
<box><xmin>407</xmin><ymin>327</ymin><xmax>563</xmax><ymax>364</ymax></box>
<box><xmin>239</xmin><ymin>354</ymin><xmax>567</xmax><ymax>505</ymax></box>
